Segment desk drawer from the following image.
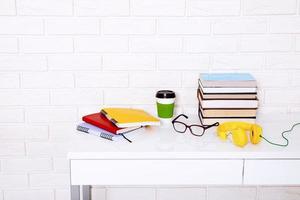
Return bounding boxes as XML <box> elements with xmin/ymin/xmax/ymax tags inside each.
<box><xmin>70</xmin><ymin>159</ymin><xmax>243</xmax><ymax>185</ymax></box>
<box><xmin>244</xmin><ymin>160</ymin><xmax>300</xmax><ymax>185</ymax></box>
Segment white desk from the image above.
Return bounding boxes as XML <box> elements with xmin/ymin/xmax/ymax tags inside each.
<box><xmin>68</xmin><ymin>114</ymin><xmax>300</xmax><ymax>200</ymax></box>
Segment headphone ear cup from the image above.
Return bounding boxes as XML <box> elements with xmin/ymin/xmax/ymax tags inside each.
<box><xmin>250</xmin><ymin>125</ymin><xmax>262</xmax><ymax>144</ymax></box>
<box><xmin>217</xmin><ymin>130</ymin><xmax>228</xmax><ymax>140</ymax></box>
<box><xmin>232</xmin><ymin>129</ymin><xmax>248</xmax><ymax>147</ymax></box>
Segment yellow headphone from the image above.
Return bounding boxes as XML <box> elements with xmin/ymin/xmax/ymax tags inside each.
<box><xmin>217</xmin><ymin>122</ymin><xmax>263</xmax><ymax>147</ymax></box>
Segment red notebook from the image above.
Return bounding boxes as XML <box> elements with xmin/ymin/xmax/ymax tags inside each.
<box><xmin>82</xmin><ymin>113</ymin><xmax>140</xmax><ymax>134</ymax></box>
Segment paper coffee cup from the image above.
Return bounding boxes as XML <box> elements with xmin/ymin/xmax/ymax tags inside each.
<box><xmin>156</xmin><ymin>90</ymin><xmax>176</xmax><ymax>119</ymax></box>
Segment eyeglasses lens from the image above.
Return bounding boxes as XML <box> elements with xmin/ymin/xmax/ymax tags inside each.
<box><xmin>189</xmin><ymin>125</ymin><xmax>205</xmax><ymax>136</ymax></box>
<box><xmin>173</xmin><ymin>122</ymin><xmax>187</xmax><ymax>133</ymax></box>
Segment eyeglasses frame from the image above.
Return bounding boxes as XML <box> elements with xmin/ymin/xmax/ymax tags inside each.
<box><xmin>172</xmin><ymin>114</ymin><xmax>219</xmax><ymax>137</ymax></box>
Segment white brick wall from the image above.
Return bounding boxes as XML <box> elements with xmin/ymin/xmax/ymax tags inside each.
<box><xmin>257</xmin><ymin>187</ymin><xmax>300</xmax><ymax>200</ymax></box>
<box><xmin>0</xmin><ymin>143</ymin><xmax>25</xmax><ymax>156</ymax></box>
<box><xmin>53</xmin><ymin>157</ymin><xmax>69</xmax><ymax>172</ymax></box>
<box><xmin>49</xmin><ymin>123</ymin><xmax>77</xmax><ymax>139</ymax></box>
<box><xmin>213</xmin><ymin>17</ymin><xmax>267</xmax><ymax>34</ymax></box>
<box><xmin>0</xmin><ymin>18</ymin><xmax>43</xmax><ymax>35</ymax></box>
<box><xmin>158</xmin><ymin>54</ymin><xmax>210</xmax><ymax>70</ymax></box>
<box><xmin>50</xmin><ymin>89</ymin><xmax>103</xmax><ymax>105</ymax></box>
<box><xmin>0</xmin><ymin>0</ymin><xmax>16</xmax><ymax>15</ymax></box>
<box><xmin>0</xmin><ymin>55</ymin><xmax>47</xmax><ymax>71</ymax></box>
<box><xmin>0</xmin><ymin>74</ymin><xmax>20</xmax><ymax>88</ymax></box>
<box><xmin>130</xmin><ymin>37</ymin><xmax>182</xmax><ymax>52</ymax></box>
<box><xmin>0</xmin><ymin>90</ymin><xmax>49</xmax><ymax>105</ymax></box>
<box><xmin>0</xmin><ymin>125</ymin><xmax>48</xmax><ymax>139</ymax></box>
<box><xmin>75</xmin><ymin>72</ymin><xmax>128</xmax><ymax>88</ymax></box>
<box><xmin>131</xmin><ymin>0</ymin><xmax>185</xmax><ymax>16</ymax></box>
<box><xmin>22</xmin><ymin>72</ymin><xmax>74</xmax><ymax>88</ymax></box>
<box><xmin>46</xmin><ymin>18</ymin><xmax>99</xmax><ymax>35</ymax></box>
<box><xmin>242</xmin><ymin>0</ymin><xmax>297</xmax><ymax>15</ymax></box>
<box><xmin>129</xmin><ymin>72</ymin><xmax>181</xmax><ymax>88</ymax></box>
<box><xmin>29</xmin><ymin>173</ymin><xmax>69</xmax><ymax>187</ymax></box>
<box><xmin>4</xmin><ymin>190</ymin><xmax>54</xmax><ymax>200</ymax></box>
<box><xmin>239</xmin><ymin>36</ymin><xmax>293</xmax><ymax>52</ymax></box>
<box><xmin>270</xmin><ymin>17</ymin><xmax>300</xmax><ymax>33</ymax></box>
<box><xmin>157</xmin><ymin>187</ymin><xmax>206</xmax><ymax>200</ymax></box>
<box><xmin>184</xmin><ymin>36</ymin><xmax>238</xmax><ymax>52</ymax></box>
<box><xmin>48</xmin><ymin>55</ymin><xmax>101</xmax><ymax>71</ymax></box>
<box><xmin>0</xmin><ymin>175</ymin><xmax>28</xmax><ymax>188</ymax></box>
<box><xmin>106</xmin><ymin>187</ymin><xmax>155</xmax><ymax>200</ymax></box>
<box><xmin>212</xmin><ymin>54</ymin><xmax>264</xmax><ymax>70</ymax></box>
<box><xmin>75</xmin><ymin>0</ymin><xmax>130</xmax><ymax>16</ymax></box>
<box><xmin>0</xmin><ymin>108</ymin><xmax>24</xmax><ymax>122</ymax></box>
<box><xmin>0</xmin><ymin>0</ymin><xmax>300</xmax><ymax>199</ymax></box>
<box><xmin>188</xmin><ymin>0</ymin><xmax>240</xmax><ymax>16</ymax></box>
<box><xmin>158</xmin><ymin>18</ymin><xmax>211</xmax><ymax>35</ymax></box>
<box><xmin>55</xmin><ymin>189</ymin><xmax>70</xmax><ymax>200</ymax></box>
<box><xmin>207</xmin><ymin>187</ymin><xmax>256</xmax><ymax>200</ymax></box>
<box><xmin>25</xmin><ymin>106</ymin><xmax>77</xmax><ymax>122</ymax></box>
<box><xmin>2</xmin><ymin>158</ymin><xmax>52</xmax><ymax>172</ymax></box>
<box><xmin>103</xmin><ymin>54</ymin><xmax>155</xmax><ymax>70</ymax></box>
<box><xmin>75</xmin><ymin>37</ymin><xmax>128</xmax><ymax>52</ymax></box>
<box><xmin>266</xmin><ymin>54</ymin><xmax>300</xmax><ymax>69</ymax></box>
<box><xmin>0</xmin><ymin>38</ymin><xmax>18</xmax><ymax>53</ymax></box>
<box><xmin>20</xmin><ymin>37</ymin><xmax>74</xmax><ymax>53</ymax></box>
<box><xmin>17</xmin><ymin>0</ymin><xmax>73</xmax><ymax>16</ymax></box>
<box><xmin>26</xmin><ymin>142</ymin><xmax>69</xmax><ymax>156</ymax></box>
<box><xmin>102</xmin><ymin>18</ymin><xmax>155</xmax><ymax>35</ymax></box>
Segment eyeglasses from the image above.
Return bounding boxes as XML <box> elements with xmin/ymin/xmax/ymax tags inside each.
<box><xmin>172</xmin><ymin>114</ymin><xmax>219</xmax><ymax>137</ymax></box>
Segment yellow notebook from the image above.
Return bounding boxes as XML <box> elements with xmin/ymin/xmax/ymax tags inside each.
<box><xmin>101</xmin><ymin>108</ymin><xmax>160</xmax><ymax>128</ymax></box>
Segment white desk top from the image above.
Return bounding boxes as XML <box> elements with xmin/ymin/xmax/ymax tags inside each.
<box><xmin>68</xmin><ymin>113</ymin><xmax>300</xmax><ymax>160</ymax></box>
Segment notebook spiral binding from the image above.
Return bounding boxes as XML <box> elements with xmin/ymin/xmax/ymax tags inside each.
<box><xmin>77</xmin><ymin>125</ymin><xmax>114</xmax><ymax>141</ymax></box>
<box><xmin>99</xmin><ymin>132</ymin><xmax>114</xmax><ymax>140</ymax></box>
<box><xmin>76</xmin><ymin>125</ymin><xmax>89</xmax><ymax>133</ymax></box>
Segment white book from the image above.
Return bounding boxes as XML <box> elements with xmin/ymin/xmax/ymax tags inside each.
<box><xmin>199</xmin><ymin>80</ymin><xmax>257</xmax><ymax>94</ymax></box>
<box><xmin>199</xmin><ymin>99</ymin><xmax>258</xmax><ymax>109</ymax></box>
<box><xmin>199</xmin><ymin>109</ymin><xmax>256</xmax><ymax>125</ymax></box>
<box><xmin>200</xmin><ymin>117</ymin><xmax>256</xmax><ymax>125</ymax></box>
<box><xmin>198</xmin><ymin>92</ymin><xmax>258</xmax><ymax>109</ymax></box>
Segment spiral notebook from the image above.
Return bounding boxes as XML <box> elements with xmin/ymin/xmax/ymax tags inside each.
<box><xmin>77</xmin><ymin>122</ymin><xmax>138</xmax><ymax>141</ymax></box>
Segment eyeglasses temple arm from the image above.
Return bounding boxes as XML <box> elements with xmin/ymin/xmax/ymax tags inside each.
<box><xmin>203</xmin><ymin>122</ymin><xmax>219</xmax><ymax>129</ymax></box>
<box><xmin>172</xmin><ymin>114</ymin><xmax>188</xmax><ymax>123</ymax></box>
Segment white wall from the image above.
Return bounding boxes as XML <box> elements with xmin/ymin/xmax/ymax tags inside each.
<box><xmin>0</xmin><ymin>0</ymin><xmax>300</xmax><ymax>199</ymax></box>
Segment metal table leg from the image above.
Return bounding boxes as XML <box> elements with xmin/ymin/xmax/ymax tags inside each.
<box><xmin>71</xmin><ymin>185</ymin><xmax>91</xmax><ymax>200</ymax></box>
<box><xmin>82</xmin><ymin>185</ymin><xmax>91</xmax><ymax>200</ymax></box>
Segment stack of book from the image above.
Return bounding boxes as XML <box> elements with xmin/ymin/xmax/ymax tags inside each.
<box><xmin>76</xmin><ymin>108</ymin><xmax>160</xmax><ymax>141</ymax></box>
<box><xmin>198</xmin><ymin>73</ymin><xmax>258</xmax><ymax>124</ymax></box>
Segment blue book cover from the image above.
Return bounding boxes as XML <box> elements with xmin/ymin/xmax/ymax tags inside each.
<box><xmin>200</xmin><ymin>73</ymin><xmax>255</xmax><ymax>81</ymax></box>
